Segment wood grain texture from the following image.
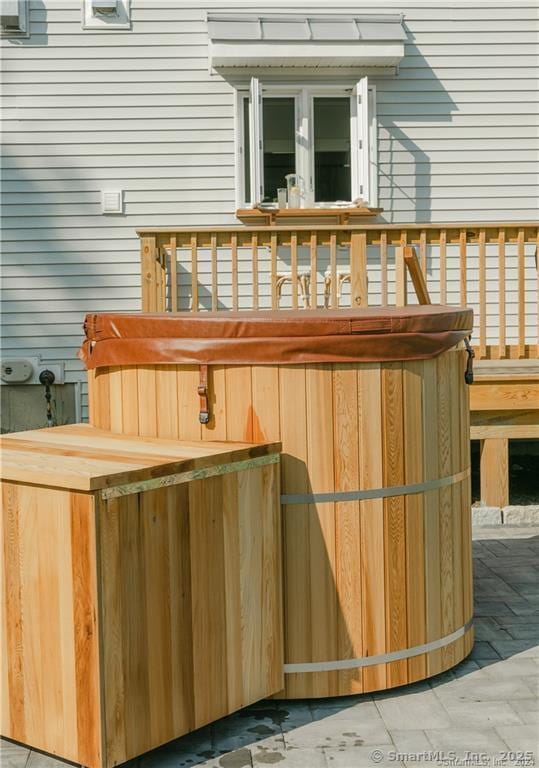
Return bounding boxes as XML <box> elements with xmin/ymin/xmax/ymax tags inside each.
<box><xmin>358</xmin><ymin>364</ymin><xmax>387</xmax><ymax>693</ymax></box>
<box><xmin>422</xmin><ymin>357</ymin><xmax>443</xmax><ymax>677</ymax></box>
<box><xmin>480</xmin><ymin>438</ymin><xmax>509</xmax><ymax>507</ymax></box>
<box><xmin>306</xmin><ymin>365</ymin><xmax>338</xmax><ymax>697</ymax></box>
<box><xmin>437</xmin><ymin>352</ymin><xmax>455</xmax><ymax>670</ymax></box>
<box><xmin>88</xmin><ymin>350</ymin><xmax>473</xmax><ymax>699</ymax></box>
<box><xmin>333</xmin><ymin>365</ymin><xmax>362</xmax><ymax>695</ymax></box>
<box><xmin>1</xmin><ymin>484</ymin><xmax>103</xmax><ymax>766</ymax></box>
<box><xmin>403</xmin><ymin>361</ymin><xmax>427</xmax><ymax>683</ymax></box>
<box><xmin>382</xmin><ymin>363</ymin><xmax>408</xmax><ymax>688</ymax></box>
<box><xmin>278</xmin><ymin>365</ymin><xmax>311</xmax><ymax>699</ymax></box>
<box><xmin>470</xmin><ymin>380</ymin><xmax>539</xmax><ymax>411</ymax></box>
<box><xmin>1</xmin><ymin>442</ymin><xmax>282</xmax><ymax>768</ymax></box>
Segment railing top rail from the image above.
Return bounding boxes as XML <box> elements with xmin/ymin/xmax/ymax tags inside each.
<box><xmin>137</xmin><ymin>221</ymin><xmax>539</xmax><ymax>237</ymax></box>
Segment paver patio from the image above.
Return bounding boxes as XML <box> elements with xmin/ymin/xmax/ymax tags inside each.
<box><xmin>2</xmin><ymin>525</ymin><xmax>538</xmax><ymax>768</ymax></box>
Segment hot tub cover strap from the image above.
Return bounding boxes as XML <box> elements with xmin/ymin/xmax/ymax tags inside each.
<box><xmin>79</xmin><ymin>306</ymin><xmax>473</xmax><ymax>369</ymax></box>
<box><xmin>198</xmin><ymin>364</ymin><xmax>210</xmax><ymax>425</ymax></box>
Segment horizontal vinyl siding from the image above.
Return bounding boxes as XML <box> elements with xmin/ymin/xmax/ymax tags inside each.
<box><xmin>1</xmin><ymin>1</ymin><xmax>538</xmax><ymax>420</ymax></box>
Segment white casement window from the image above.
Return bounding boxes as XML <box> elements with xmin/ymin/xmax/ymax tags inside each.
<box><xmin>236</xmin><ymin>78</ymin><xmax>377</xmax><ymax>209</ymax></box>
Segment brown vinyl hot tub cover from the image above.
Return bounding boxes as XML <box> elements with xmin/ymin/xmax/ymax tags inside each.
<box><xmin>79</xmin><ymin>306</ymin><xmax>473</xmax><ymax>369</ymax></box>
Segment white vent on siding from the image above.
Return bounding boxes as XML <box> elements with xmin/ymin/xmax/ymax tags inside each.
<box><xmin>101</xmin><ymin>190</ymin><xmax>123</xmax><ymax>215</ymax></box>
<box><xmin>1</xmin><ymin>0</ymin><xmax>29</xmax><ymax>38</ymax></box>
<box><xmin>82</xmin><ymin>0</ymin><xmax>130</xmax><ymax>30</ymax></box>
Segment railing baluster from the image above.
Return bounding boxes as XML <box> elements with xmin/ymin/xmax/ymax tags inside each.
<box><xmin>380</xmin><ymin>231</ymin><xmax>388</xmax><ymax>306</ymax></box>
<box><xmin>498</xmin><ymin>228</ymin><xmax>506</xmax><ymax>358</ymax></box>
<box><xmin>459</xmin><ymin>229</ymin><xmax>467</xmax><ymax>306</ymax></box>
<box><xmin>396</xmin><ymin>230</ymin><xmax>408</xmax><ymax>306</ymax></box>
<box><xmin>291</xmin><ymin>231</ymin><xmax>298</xmax><ymax>310</ymax></box>
<box><xmin>157</xmin><ymin>242</ymin><xmax>166</xmax><ymax>312</ymax></box>
<box><xmin>231</xmin><ymin>233</ymin><xmax>239</xmax><ymax>311</ymax></box>
<box><xmin>310</xmin><ymin>231</ymin><xmax>317</xmax><ymax>309</ymax></box>
<box><xmin>420</xmin><ymin>228</ymin><xmax>427</xmax><ymax>273</ymax></box>
<box><xmin>270</xmin><ymin>232</ymin><xmax>277</xmax><ymax>309</ymax></box>
<box><xmin>439</xmin><ymin>228</ymin><xmax>447</xmax><ymax>304</ymax></box>
<box><xmin>190</xmin><ymin>234</ymin><xmax>198</xmax><ymax>312</ymax></box>
<box><xmin>170</xmin><ymin>235</ymin><xmax>177</xmax><ymax>312</ymax></box>
<box><xmin>478</xmin><ymin>228</ymin><xmax>487</xmax><ymax>359</ymax></box>
<box><xmin>518</xmin><ymin>227</ymin><xmax>526</xmax><ymax>358</ymax></box>
<box><xmin>211</xmin><ymin>233</ymin><xmax>218</xmax><ymax>312</ymax></box>
<box><xmin>330</xmin><ymin>231</ymin><xmax>337</xmax><ymax>309</ymax></box>
<box><xmin>252</xmin><ymin>232</ymin><xmax>259</xmax><ymax>311</ymax></box>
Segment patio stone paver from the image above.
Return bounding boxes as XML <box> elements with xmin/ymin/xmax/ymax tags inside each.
<box><xmin>495</xmin><ymin>724</ymin><xmax>539</xmax><ymax>751</ymax></box>
<box><xmin>375</xmin><ymin>689</ymin><xmax>452</xmax><ymax>730</ymax></box>
<box><xmin>501</xmin><ymin>623</ymin><xmax>539</xmax><ymax>639</ymax></box>
<box><xmin>281</xmin><ymin>707</ymin><xmax>392</xmax><ymax>749</ymax></box>
<box><xmin>423</xmin><ymin>726</ymin><xmax>508</xmax><ymax>751</ymax></box>
<box><xmin>435</xmin><ymin>697</ymin><xmax>523</xmax><ymax>727</ymax></box>
<box><xmin>388</xmin><ymin>729</ymin><xmax>432</xmax><ymax>752</ymax></box>
<box><xmin>0</xmin><ymin>741</ymin><xmax>30</xmax><ymax>768</ymax></box>
<box><xmin>252</xmin><ymin>746</ymin><xmax>327</xmax><ymax>766</ymax></box>
<box><xmin>1</xmin><ymin>524</ymin><xmax>538</xmax><ymax>768</ymax></box>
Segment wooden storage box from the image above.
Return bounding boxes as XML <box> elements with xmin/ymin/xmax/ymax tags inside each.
<box><xmin>1</xmin><ymin>425</ymin><xmax>282</xmax><ymax>768</ymax></box>
<box><xmin>83</xmin><ymin>306</ymin><xmax>475</xmax><ymax>699</ymax></box>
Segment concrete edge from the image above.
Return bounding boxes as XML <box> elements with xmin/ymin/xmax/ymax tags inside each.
<box><xmin>472</xmin><ymin>505</ymin><xmax>539</xmax><ymax>526</ymax></box>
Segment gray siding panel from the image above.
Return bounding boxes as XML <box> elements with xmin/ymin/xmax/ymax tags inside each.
<box><xmin>1</xmin><ymin>1</ymin><xmax>538</xmax><ymax>419</ymax></box>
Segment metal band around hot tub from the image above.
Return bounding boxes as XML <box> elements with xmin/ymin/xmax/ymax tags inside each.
<box><xmin>280</xmin><ymin>467</ymin><xmax>470</xmax><ymax>506</ymax></box>
<box><xmin>284</xmin><ymin>619</ymin><xmax>474</xmax><ymax>674</ymax></box>
<box><xmin>100</xmin><ymin>453</ymin><xmax>280</xmax><ymax>500</ymax></box>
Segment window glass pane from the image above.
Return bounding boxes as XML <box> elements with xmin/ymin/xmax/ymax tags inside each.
<box><xmin>262</xmin><ymin>97</ymin><xmax>295</xmax><ymax>203</ymax></box>
<box><xmin>243</xmin><ymin>97</ymin><xmax>250</xmax><ymax>203</ymax></box>
<box><xmin>313</xmin><ymin>97</ymin><xmax>351</xmax><ymax>202</ymax></box>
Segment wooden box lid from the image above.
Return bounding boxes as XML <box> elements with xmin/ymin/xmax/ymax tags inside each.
<box><xmin>0</xmin><ymin>424</ymin><xmax>280</xmax><ymax>493</ymax></box>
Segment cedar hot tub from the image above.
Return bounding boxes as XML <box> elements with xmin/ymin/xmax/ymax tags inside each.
<box><xmin>81</xmin><ymin>306</ymin><xmax>474</xmax><ymax>698</ymax></box>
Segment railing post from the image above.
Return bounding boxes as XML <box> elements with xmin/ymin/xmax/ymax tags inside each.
<box><xmin>350</xmin><ymin>231</ymin><xmax>368</xmax><ymax>306</ymax></box>
<box><xmin>140</xmin><ymin>234</ymin><xmax>158</xmax><ymax>312</ymax></box>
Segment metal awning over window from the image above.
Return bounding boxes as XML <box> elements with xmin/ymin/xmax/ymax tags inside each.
<box><xmin>207</xmin><ymin>14</ymin><xmax>406</xmax><ymax>69</ymax></box>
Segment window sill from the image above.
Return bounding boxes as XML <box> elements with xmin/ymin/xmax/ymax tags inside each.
<box><xmin>236</xmin><ymin>206</ymin><xmax>383</xmax><ymax>225</ymax></box>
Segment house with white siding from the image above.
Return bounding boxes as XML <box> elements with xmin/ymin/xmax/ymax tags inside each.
<box><xmin>1</xmin><ymin>0</ymin><xmax>538</xmax><ymax>503</ymax></box>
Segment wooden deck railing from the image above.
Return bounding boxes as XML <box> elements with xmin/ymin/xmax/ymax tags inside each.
<box><xmin>138</xmin><ymin>222</ymin><xmax>538</xmax><ymax>361</ymax></box>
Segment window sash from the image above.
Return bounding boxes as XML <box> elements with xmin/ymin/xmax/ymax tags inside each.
<box><xmin>351</xmin><ymin>76</ymin><xmax>370</xmax><ymax>204</ymax></box>
<box><xmin>248</xmin><ymin>76</ymin><xmax>264</xmax><ymax>205</ymax></box>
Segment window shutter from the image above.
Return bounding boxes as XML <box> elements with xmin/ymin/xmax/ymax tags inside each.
<box><xmin>249</xmin><ymin>77</ymin><xmax>264</xmax><ymax>205</ymax></box>
<box><xmin>351</xmin><ymin>76</ymin><xmax>370</xmax><ymax>205</ymax></box>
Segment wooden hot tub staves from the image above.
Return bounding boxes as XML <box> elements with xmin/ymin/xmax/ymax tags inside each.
<box><xmin>88</xmin><ymin>346</ymin><xmax>474</xmax><ymax>699</ymax></box>
<box><xmin>0</xmin><ymin>425</ymin><xmax>283</xmax><ymax>768</ymax></box>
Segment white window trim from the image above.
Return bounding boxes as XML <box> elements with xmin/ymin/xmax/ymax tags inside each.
<box><xmin>235</xmin><ymin>81</ymin><xmax>378</xmax><ymax>210</ymax></box>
